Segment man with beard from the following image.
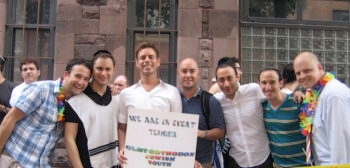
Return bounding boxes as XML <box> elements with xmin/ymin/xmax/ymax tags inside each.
<box><xmin>214</xmin><ymin>61</ymin><xmax>272</xmax><ymax>168</ymax></box>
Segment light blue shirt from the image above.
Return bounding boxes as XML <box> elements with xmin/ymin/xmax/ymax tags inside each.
<box><xmin>5</xmin><ymin>79</ymin><xmax>63</xmax><ymax>167</ymax></box>
<box><xmin>312</xmin><ymin>79</ymin><xmax>350</xmax><ymax>165</ymax></box>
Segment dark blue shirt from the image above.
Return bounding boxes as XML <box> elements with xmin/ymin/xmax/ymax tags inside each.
<box><xmin>180</xmin><ymin>88</ymin><xmax>225</xmax><ymax>164</ymax></box>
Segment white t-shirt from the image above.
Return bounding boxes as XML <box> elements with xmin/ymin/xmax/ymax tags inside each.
<box><xmin>214</xmin><ymin>83</ymin><xmax>270</xmax><ymax>167</ymax></box>
<box><xmin>118</xmin><ymin>80</ymin><xmax>182</xmax><ymax>124</ymax></box>
<box><xmin>280</xmin><ymin>87</ymin><xmax>293</xmax><ymax>94</ymax></box>
<box><xmin>10</xmin><ymin>82</ymin><xmax>27</xmax><ymax>106</ymax></box>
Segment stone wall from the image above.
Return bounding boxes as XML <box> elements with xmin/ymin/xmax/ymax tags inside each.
<box><xmin>1</xmin><ymin>0</ymin><xmax>240</xmax><ymax>166</ymax></box>
<box><xmin>52</xmin><ymin>0</ymin><xmax>127</xmax><ymax>167</ymax></box>
<box><xmin>177</xmin><ymin>0</ymin><xmax>239</xmax><ymax>89</ymax></box>
<box><xmin>54</xmin><ymin>0</ymin><xmax>127</xmax><ymax>79</ymax></box>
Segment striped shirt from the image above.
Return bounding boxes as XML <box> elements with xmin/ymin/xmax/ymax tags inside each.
<box><xmin>5</xmin><ymin>79</ymin><xmax>63</xmax><ymax>167</ymax></box>
<box><xmin>262</xmin><ymin>94</ymin><xmax>306</xmax><ymax>167</ymax></box>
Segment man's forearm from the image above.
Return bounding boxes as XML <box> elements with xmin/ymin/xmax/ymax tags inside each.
<box><xmin>198</xmin><ymin>128</ymin><xmax>225</xmax><ymax>141</ymax></box>
<box><xmin>117</xmin><ymin>123</ymin><xmax>127</xmax><ymax>151</ymax></box>
<box><xmin>0</xmin><ymin>115</ymin><xmax>17</xmax><ymax>153</ymax></box>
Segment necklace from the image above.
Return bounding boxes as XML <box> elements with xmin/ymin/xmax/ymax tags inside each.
<box><xmin>299</xmin><ymin>72</ymin><xmax>335</xmax><ymax>136</ymax></box>
<box><xmin>57</xmin><ymin>78</ymin><xmax>65</xmax><ymax>122</ymax></box>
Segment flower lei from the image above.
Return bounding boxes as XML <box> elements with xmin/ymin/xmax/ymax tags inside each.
<box><xmin>299</xmin><ymin>72</ymin><xmax>335</xmax><ymax>136</ymax></box>
<box><xmin>57</xmin><ymin>78</ymin><xmax>65</xmax><ymax>122</ymax></box>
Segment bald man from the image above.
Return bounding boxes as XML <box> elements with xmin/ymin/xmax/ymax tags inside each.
<box><xmin>178</xmin><ymin>58</ymin><xmax>225</xmax><ymax>168</ymax></box>
<box><xmin>113</xmin><ymin>75</ymin><xmax>129</xmax><ymax>94</ymax></box>
<box><xmin>293</xmin><ymin>52</ymin><xmax>350</xmax><ymax>165</ymax></box>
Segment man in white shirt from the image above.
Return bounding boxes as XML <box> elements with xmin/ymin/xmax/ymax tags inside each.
<box><xmin>10</xmin><ymin>57</ymin><xmax>40</xmax><ymax>106</ymax></box>
<box><xmin>209</xmin><ymin>57</ymin><xmax>242</xmax><ymax>94</ymax></box>
<box><xmin>293</xmin><ymin>52</ymin><xmax>350</xmax><ymax>165</ymax></box>
<box><xmin>117</xmin><ymin>42</ymin><xmax>182</xmax><ymax>166</ymax></box>
<box><xmin>214</xmin><ymin>61</ymin><xmax>272</xmax><ymax>168</ymax></box>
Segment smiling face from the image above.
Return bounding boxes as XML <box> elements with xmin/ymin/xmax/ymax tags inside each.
<box><xmin>136</xmin><ymin>47</ymin><xmax>160</xmax><ymax>77</ymax></box>
<box><xmin>216</xmin><ymin>65</ymin><xmax>239</xmax><ymax>99</ymax></box>
<box><xmin>178</xmin><ymin>58</ymin><xmax>200</xmax><ymax>91</ymax></box>
<box><xmin>259</xmin><ymin>70</ymin><xmax>283</xmax><ymax>100</ymax></box>
<box><xmin>92</xmin><ymin>57</ymin><xmax>115</xmax><ymax>86</ymax></box>
<box><xmin>293</xmin><ymin>52</ymin><xmax>324</xmax><ymax>89</ymax></box>
<box><xmin>21</xmin><ymin>63</ymin><xmax>40</xmax><ymax>84</ymax></box>
<box><xmin>62</xmin><ymin>64</ymin><xmax>91</xmax><ymax>98</ymax></box>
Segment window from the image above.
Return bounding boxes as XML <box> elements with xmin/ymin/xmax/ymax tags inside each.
<box><xmin>243</xmin><ymin>0</ymin><xmax>350</xmax><ymax>24</ymax></box>
<box><xmin>248</xmin><ymin>0</ymin><xmax>296</xmax><ymax>19</ymax></box>
<box><xmin>241</xmin><ymin>0</ymin><xmax>350</xmax><ymax>86</ymax></box>
<box><xmin>5</xmin><ymin>0</ymin><xmax>56</xmax><ymax>82</ymax></box>
<box><xmin>302</xmin><ymin>0</ymin><xmax>349</xmax><ymax>22</ymax></box>
<box><xmin>333</xmin><ymin>10</ymin><xmax>349</xmax><ymax>22</ymax></box>
<box><xmin>126</xmin><ymin>0</ymin><xmax>178</xmax><ymax>85</ymax></box>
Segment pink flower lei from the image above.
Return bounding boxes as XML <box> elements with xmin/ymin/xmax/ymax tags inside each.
<box><xmin>299</xmin><ymin>72</ymin><xmax>335</xmax><ymax>136</ymax></box>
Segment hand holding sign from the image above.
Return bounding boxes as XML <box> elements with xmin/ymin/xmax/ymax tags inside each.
<box><xmin>124</xmin><ymin>109</ymin><xmax>199</xmax><ymax>168</ymax></box>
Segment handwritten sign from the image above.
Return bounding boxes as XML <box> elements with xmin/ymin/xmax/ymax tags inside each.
<box><xmin>124</xmin><ymin>109</ymin><xmax>199</xmax><ymax>168</ymax></box>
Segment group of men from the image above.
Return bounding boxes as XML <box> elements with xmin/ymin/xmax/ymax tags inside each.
<box><xmin>0</xmin><ymin>42</ymin><xmax>349</xmax><ymax>168</ymax></box>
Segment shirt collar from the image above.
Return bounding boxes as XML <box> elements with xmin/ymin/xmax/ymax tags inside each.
<box><xmin>54</xmin><ymin>78</ymin><xmax>62</xmax><ymax>94</ymax></box>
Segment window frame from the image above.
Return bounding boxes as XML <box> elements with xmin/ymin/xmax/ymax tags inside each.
<box><xmin>240</xmin><ymin>0</ymin><xmax>350</xmax><ymax>86</ymax></box>
<box><xmin>241</xmin><ymin>0</ymin><xmax>350</xmax><ymax>27</ymax></box>
<box><xmin>5</xmin><ymin>0</ymin><xmax>56</xmax><ymax>82</ymax></box>
<box><xmin>126</xmin><ymin>0</ymin><xmax>178</xmax><ymax>85</ymax></box>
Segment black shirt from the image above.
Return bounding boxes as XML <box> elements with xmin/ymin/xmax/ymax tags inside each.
<box><xmin>83</xmin><ymin>85</ymin><xmax>112</xmax><ymax>106</ymax></box>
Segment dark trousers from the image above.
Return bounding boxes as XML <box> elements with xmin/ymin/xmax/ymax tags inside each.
<box><xmin>223</xmin><ymin>153</ymin><xmax>273</xmax><ymax>168</ymax></box>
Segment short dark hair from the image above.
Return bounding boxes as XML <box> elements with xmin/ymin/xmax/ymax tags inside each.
<box><xmin>19</xmin><ymin>57</ymin><xmax>40</xmax><ymax>71</ymax></box>
<box><xmin>93</xmin><ymin>50</ymin><xmax>112</xmax><ymax>57</ymax></box>
<box><xmin>258</xmin><ymin>68</ymin><xmax>282</xmax><ymax>82</ymax></box>
<box><xmin>282</xmin><ymin>63</ymin><xmax>296</xmax><ymax>84</ymax></box>
<box><xmin>92</xmin><ymin>50</ymin><xmax>115</xmax><ymax>66</ymax></box>
<box><xmin>215</xmin><ymin>61</ymin><xmax>238</xmax><ymax>79</ymax></box>
<box><xmin>217</xmin><ymin>57</ymin><xmax>240</xmax><ymax>66</ymax></box>
<box><xmin>135</xmin><ymin>42</ymin><xmax>159</xmax><ymax>59</ymax></box>
<box><xmin>65</xmin><ymin>57</ymin><xmax>93</xmax><ymax>74</ymax></box>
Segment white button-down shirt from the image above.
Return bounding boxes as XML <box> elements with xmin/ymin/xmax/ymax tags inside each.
<box><xmin>214</xmin><ymin>83</ymin><xmax>270</xmax><ymax>167</ymax></box>
<box><xmin>118</xmin><ymin>80</ymin><xmax>182</xmax><ymax>124</ymax></box>
<box><xmin>312</xmin><ymin>79</ymin><xmax>350</xmax><ymax>165</ymax></box>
